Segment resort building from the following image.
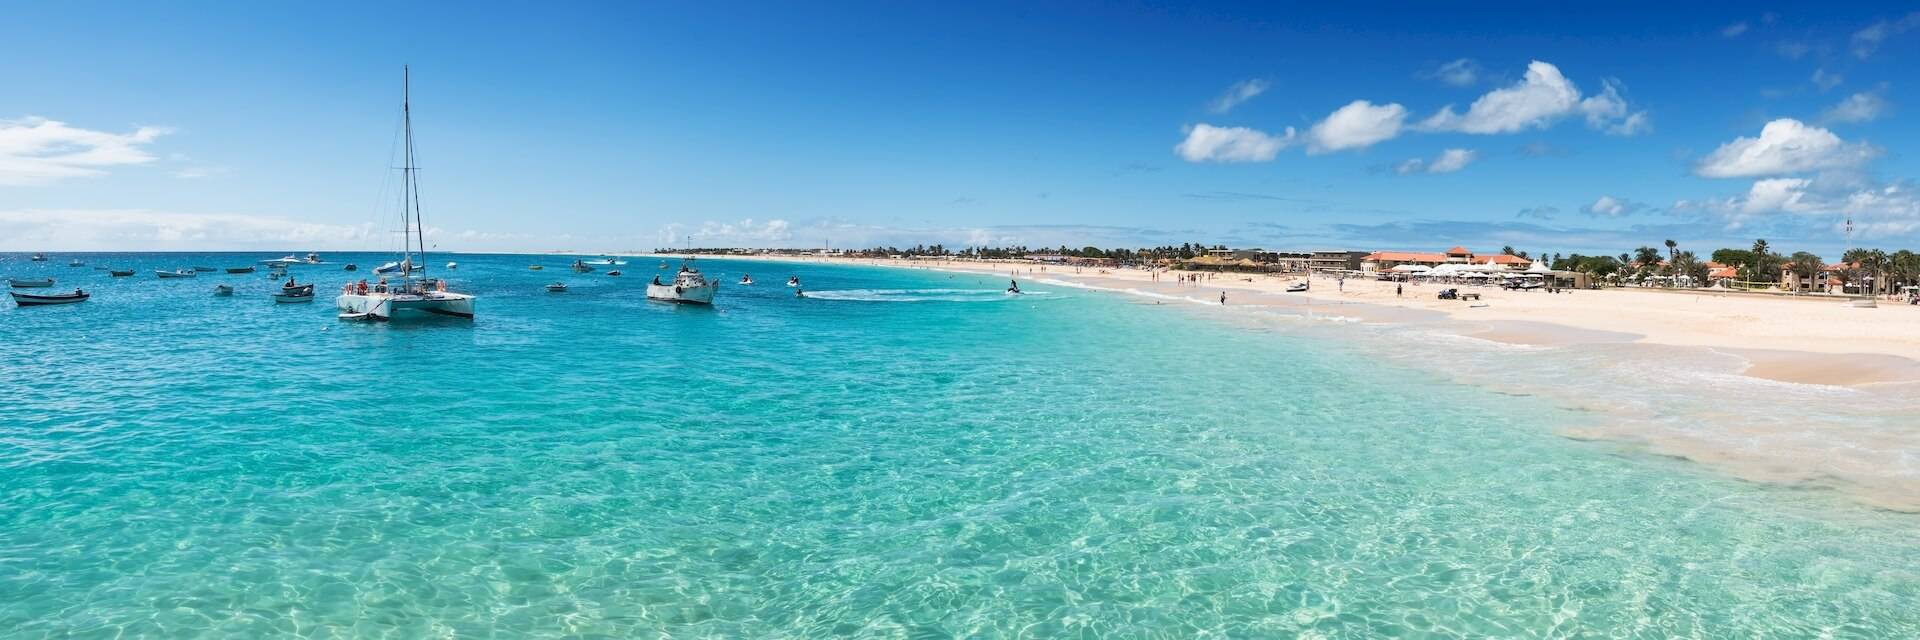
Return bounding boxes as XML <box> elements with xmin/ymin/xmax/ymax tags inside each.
<box><xmin>1309</xmin><ymin>250</ymin><xmax>1369</xmax><ymax>272</ymax></box>
<box><xmin>1360</xmin><ymin>247</ymin><xmax>1530</xmax><ymax>274</ymax></box>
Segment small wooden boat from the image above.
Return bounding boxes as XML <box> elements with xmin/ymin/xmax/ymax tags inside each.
<box><xmin>571</xmin><ymin>260</ymin><xmax>595</xmax><ymax>273</ymax></box>
<box><xmin>68</xmin><ymin>259</ymin><xmax>85</xmax><ymax>267</ymax></box>
<box><xmin>607</xmin><ymin>270</ymin><xmax>623</xmax><ymax>277</ymax></box>
<box><xmin>191</xmin><ymin>266</ymin><xmax>217</xmax><ymax>272</ymax></box>
<box><xmin>545</xmin><ymin>282</ymin><xmax>568</xmax><ymax>292</ymax></box>
<box><xmin>213</xmin><ymin>284</ymin><xmax>234</xmax><ymax>296</ymax></box>
<box><xmin>272</xmin><ymin>283</ymin><xmax>315</xmax><ymax>303</ymax></box>
<box><xmin>109</xmin><ymin>270</ymin><xmax>134</xmax><ymax>277</ymax></box>
<box><xmin>30</xmin><ymin>253</ymin><xmax>47</xmax><ymax>262</ymax></box>
<box><xmin>156</xmin><ymin>269</ymin><xmax>196</xmax><ymax>278</ymax></box>
<box><xmin>11</xmin><ymin>289</ymin><xmax>88</xmax><ymax>306</ymax></box>
<box><xmin>343</xmin><ymin>263</ymin><xmax>357</xmax><ymax>271</ymax></box>
<box><xmin>446</xmin><ymin>261</ymin><xmax>458</xmax><ymax>270</ymax></box>
<box><xmin>9</xmin><ymin>277</ymin><xmax>54</xmax><ymax>288</ymax></box>
<box><xmin>226</xmin><ymin>266</ymin><xmax>255</xmax><ymax>274</ymax></box>
<box><xmin>337</xmin><ymin>311</ymin><xmax>377</xmax><ymax>321</ymax></box>
<box><xmin>529</xmin><ymin>265</ymin><xmax>544</xmax><ymax>271</ymax></box>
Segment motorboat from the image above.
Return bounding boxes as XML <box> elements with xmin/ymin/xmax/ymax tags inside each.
<box><xmin>30</xmin><ymin>253</ymin><xmax>47</xmax><ymax>262</ymax></box>
<box><xmin>268</xmin><ymin>268</ymin><xmax>288</xmax><ymax>279</ymax></box>
<box><xmin>306</xmin><ymin>252</ymin><xmax>323</xmax><ymax>264</ymax></box>
<box><xmin>213</xmin><ymin>284</ymin><xmax>234</xmax><ymax>296</ymax></box>
<box><xmin>584</xmin><ymin>258</ymin><xmax>627</xmax><ymax>266</ymax></box>
<box><xmin>786</xmin><ymin>276</ymin><xmax>800</xmax><ymax>287</ymax></box>
<box><xmin>191</xmin><ymin>266</ymin><xmax>217</xmax><ymax>272</ymax></box>
<box><xmin>571</xmin><ymin>260</ymin><xmax>595</xmax><ymax>273</ymax></box>
<box><xmin>260</xmin><ymin>255</ymin><xmax>303</xmax><ymax>267</ymax></box>
<box><xmin>68</xmin><ymin>259</ymin><xmax>85</xmax><ymax>267</ymax></box>
<box><xmin>9</xmin><ymin>277</ymin><xmax>55</xmax><ymax>288</ymax></box>
<box><xmin>343</xmin><ymin>263</ymin><xmax>357</xmax><ymax>271</ymax></box>
<box><xmin>446</xmin><ymin>261</ymin><xmax>457</xmax><ymax>269</ymax></box>
<box><xmin>273</xmin><ymin>282</ymin><xmax>316</xmax><ymax>303</ymax></box>
<box><xmin>529</xmin><ymin>265</ymin><xmax>544</xmax><ymax>271</ymax></box>
<box><xmin>658</xmin><ymin>261</ymin><xmax>668</xmax><ymax>269</ymax></box>
<box><xmin>739</xmin><ymin>274</ymin><xmax>754</xmax><ymax>285</ymax></box>
<box><xmin>545</xmin><ymin>282</ymin><xmax>568</xmax><ymax>292</ymax></box>
<box><xmin>332</xmin><ymin>67</ymin><xmax>476</xmax><ymax>322</ymax></box>
<box><xmin>1286</xmin><ymin>282</ymin><xmax>1309</xmax><ymax>293</ymax></box>
<box><xmin>607</xmin><ymin>270</ymin><xmax>623</xmax><ymax>277</ymax></box>
<box><xmin>11</xmin><ymin>289</ymin><xmax>88</xmax><ymax>306</ymax></box>
<box><xmin>109</xmin><ymin>270</ymin><xmax>134</xmax><ymax>277</ymax></box>
<box><xmin>157</xmin><ymin>269</ymin><xmax>197</xmax><ymax>278</ymax></box>
<box><xmin>373</xmin><ymin>261</ymin><xmax>404</xmax><ymax>275</ymax></box>
<box><xmin>226</xmin><ymin>266</ymin><xmax>256</xmax><ymax>274</ymax></box>
<box><xmin>646</xmin><ymin>262</ymin><xmax>720</xmax><ymax>304</ymax></box>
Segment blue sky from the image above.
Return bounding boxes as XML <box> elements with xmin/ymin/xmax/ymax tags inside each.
<box><xmin>3</xmin><ymin>2</ymin><xmax>1919</xmax><ymax>258</ymax></box>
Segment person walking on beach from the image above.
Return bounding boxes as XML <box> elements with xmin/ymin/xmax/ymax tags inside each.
<box><xmin>1220</xmin><ymin>291</ymin><xmax>1227</xmax><ymax>305</ymax></box>
<box><xmin>1396</xmin><ymin>283</ymin><xmax>1403</xmax><ymax>297</ymax></box>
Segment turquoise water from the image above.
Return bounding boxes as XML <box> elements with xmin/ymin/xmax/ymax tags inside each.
<box><xmin>3</xmin><ymin>252</ymin><xmax>1918</xmax><ymax>637</ymax></box>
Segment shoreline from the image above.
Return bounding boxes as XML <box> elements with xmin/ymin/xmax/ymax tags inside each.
<box><xmin>672</xmin><ymin>252</ymin><xmax>1920</xmax><ymax>388</ymax></box>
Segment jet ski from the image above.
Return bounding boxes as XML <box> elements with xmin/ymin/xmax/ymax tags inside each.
<box><xmin>786</xmin><ymin>276</ymin><xmax>800</xmax><ymax>287</ymax></box>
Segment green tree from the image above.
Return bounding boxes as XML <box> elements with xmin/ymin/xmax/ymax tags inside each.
<box><xmin>1664</xmin><ymin>238</ymin><xmax>1678</xmax><ymax>264</ymax></box>
<box><xmin>1787</xmin><ymin>251</ymin><xmax>1824</xmax><ymax>293</ymax></box>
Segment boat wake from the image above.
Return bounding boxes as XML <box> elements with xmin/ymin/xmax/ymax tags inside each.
<box><xmin>800</xmin><ymin>288</ymin><xmax>1049</xmax><ymax>302</ymax></box>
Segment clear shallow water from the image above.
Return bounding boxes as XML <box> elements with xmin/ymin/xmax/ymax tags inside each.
<box><xmin>3</xmin><ymin>252</ymin><xmax>1918</xmax><ymax>637</ymax></box>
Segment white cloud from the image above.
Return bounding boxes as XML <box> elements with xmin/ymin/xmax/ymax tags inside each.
<box><xmin>1174</xmin><ymin>123</ymin><xmax>1296</xmax><ymax>162</ymax></box>
<box><xmin>1851</xmin><ymin>12</ymin><xmax>1920</xmax><ymax>59</ymax></box>
<box><xmin>1722</xmin><ymin>22</ymin><xmax>1750</xmax><ymax>37</ymax></box>
<box><xmin>1208</xmin><ymin>79</ymin><xmax>1270</xmax><ymax>114</ymax></box>
<box><xmin>1821</xmin><ymin>88</ymin><xmax>1890</xmax><ymax>124</ymax></box>
<box><xmin>666</xmin><ymin>218</ymin><xmax>793</xmax><ymax>245</ymax></box>
<box><xmin>0</xmin><ymin>209</ymin><xmax>375</xmax><ymax>251</ymax></box>
<box><xmin>1776</xmin><ymin>41</ymin><xmax>1812</xmax><ymax>59</ymax></box>
<box><xmin>1306</xmin><ymin>100</ymin><xmax>1407</xmax><ymax>154</ymax></box>
<box><xmin>171</xmin><ymin>166</ymin><xmax>229</xmax><ymax>179</ymax></box>
<box><xmin>0</xmin><ymin>116</ymin><xmax>172</xmax><ymax>186</ymax></box>
<box><xmin>1424</xmin><ymin>58</ymin><xmax>1480</xmax><ymax>87</ymax></box>
<box><xmin>1812</xmin><ymin>68</ymin><xmax>1843</xmax><ymax>92</ymax></box>
<box><xmin>1693</xmin><ymin>118</ymin><xmax>1879</xmax><ymax>178</ymax></box>
<box><xmin>1583</xmin><ymin>195</ymin><xmax>1651</xmax><ymax>217</ymax></box>
<box><xmin>1395</xmin><ymin>148</ymin><xmax>1476</xmax><ymax>175</ymax></box>
<box><xmin>1416</xmin><ymin>61</ymin><xmax>1646</xmax><ymax>136</ymax></box>
<box><xmin>1673</xmin><ymin>179</ymin><xmax>1920</xmax><ymax>234</ymax></box>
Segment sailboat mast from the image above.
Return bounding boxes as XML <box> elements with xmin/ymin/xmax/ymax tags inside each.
<box><xmin>403</xmin><ymin>65</ymin><xmax>429</xmax><ymax>276</ymax></box>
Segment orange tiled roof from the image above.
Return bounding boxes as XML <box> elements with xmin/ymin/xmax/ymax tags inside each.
<box><xmin>1445</xmin><ymin>246</ymin><xmax>1472</xmax><ymax>255</ymax></box>
<box><xmin>1365</xmin><ymin>251</ymin><xmax>1449</xmax><ymax>263</ymax></box>
<box><xmin>1484</xmin><ymin>254</ymin><xmax>1530</xmax><ymax>265</ymax></box>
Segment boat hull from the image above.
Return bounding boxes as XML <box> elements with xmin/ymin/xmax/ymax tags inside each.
<box><xmin>225</xmin><ymin>267</ymin><xmax>255</xmax><ymax>274</ymax></box>
<box><xmin>335</xmin><ymin>292</ymin><xmax>476</xmax><ymax>320</ymax></box>
<box><xmin>11</xmin><ymin>291</ymin><xmax>88</xmax><ymax>306</ymax></box>
<box><xmin>646</xmin><ymin>282</ymin><xmax>719</xmax><ymax>304</ymax></box>
<box><xmin>272</xmin><ymin>294</ymin><xmax>314</xmax><ymax>303</ymax></box>
<box><xmin>9</xmin><ymin>279</ymin><xmax>54</xmax><ymax>288</ymax></box>
<box><xmin>156</xmin><ymin>271</ymin><xmax>196</xmax><ymax>279</ymax></box>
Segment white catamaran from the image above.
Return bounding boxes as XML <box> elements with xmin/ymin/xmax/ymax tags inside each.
<box><xmin>336</xmin><ymin>67</ymin><xmax>476</xmax><ymax>321</ymax></box>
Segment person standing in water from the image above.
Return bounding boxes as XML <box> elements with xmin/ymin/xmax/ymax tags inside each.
<box><xmin>1220</xmin><ymin>291</ymin><xmax>1227</xmax><ymax>305</ymax></box>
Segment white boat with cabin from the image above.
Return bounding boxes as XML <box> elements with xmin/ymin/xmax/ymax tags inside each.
<box><xmin>647</xmin><ymin>262</ymin><xmax>720</xmax><ymax>304</ymax></box>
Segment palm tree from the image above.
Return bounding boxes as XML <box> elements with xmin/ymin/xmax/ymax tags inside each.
<box><xmin>1670</xmin><ymin>251</ymin><xmax>1707</xmax><ymax>287</ymax></box>
<box><xmin>1664</xmin><ymin>239</ymin><xmax>1678</xmax><ymax>264</ymax></box>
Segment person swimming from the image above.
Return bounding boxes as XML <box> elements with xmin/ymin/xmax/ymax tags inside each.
<box><xmin>1007</xmin><ymin>279</ymin><xmax>1021</xmax><ymax>294</ymax></box>
<box><xmin>795</xmin><ymin>287</ymin><xmax>805</xmax><ymax>298</ymax></box>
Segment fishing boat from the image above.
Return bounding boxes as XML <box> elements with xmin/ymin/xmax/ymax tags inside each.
<box><xmin>273</xmin><ymin>282</ymin><xmax>315</xmax><ymax>303</ymax></box>
<box><xmin>109</xmin><ymin>270</ymin><xmax>133</xmax><ymax>277</ymax></box>
<box><xmin>305</xmin><ymin>252</ymin><xmax>323</xmax><ymax>264</ymax></box>
<box><xmin>268</xmin><ymin>267</ymin><xmax>287</xmax><ymax>279</ymax></box>
<box><xmin>658</xmin><ymin>261</ymin><xmax>668</xmax><ymax>269</ymax></box>
<box><xmin>545</xmin><ymin>282</ymin><xmax>568</xmax><ymax>292</ymax></box>
<box><xmin>584</xmin><ymin>258</ymin><xmax>627</xmax><ymax>266</ymax></box>
<box><xmin>225</xmin><ymin>266</ymin><xmax>255</xmax><ymax>274</ymax></box>
<box><xmin>191</xmin><ymin>266</ymin><xmax>217</xmax><ymax>272</ymax></box>
<box><xmin>68</xmin><ymin>259</ymin><xmax>85</xmax><ymax>267</ymax></box>
<box><xmin>334</xmin><ymin>68</ymin><xmax>477</xmax><ymax>321</ymax></box>
<box><xmin>11</xmin><ymin>289</ymin><xmax>87</xmax><ymax>306</ymax></box>
<box><xmin>9</xmin><ymin>277</ymin><xmax>54</xmax><ymax>288</ymax></box>
<box><xmin>213</xmin><ymin>284</ymin><xmax>234</xmax><ymax>296</ymax></box>
<box><xmin>571</xmin><ymin>260</ymin><xmax>595</xmax><ymax>273</ymax></box>
<box><xmin>156</xmin><ymin>269</ymin><xmax>196</xmax><ymax>279</ymax></box>
<box><xmin>529</xmin><ymin>265</ymin><xmax>544</xmax><ymax>271</ymax></box>
<box><xmin>30</xmin><ymin>253</ymin><xmax>47</xmax><ymax>262</ymax></box>
<box><xmin>343</xmin><ymin>263</ymin><xmax>357</xmax><ymax>271</ymax></box>
<box><xmin>607</xmin><ymin>270</ymin><xmax>622</xmax><ymax>277</ymax></box>
<box><xmin>646</xmin><ymin>262</ymin><xmax>720</xmax><ymax>305</ymax></box>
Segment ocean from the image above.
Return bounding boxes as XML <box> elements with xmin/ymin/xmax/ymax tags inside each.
<box><xmin>3</xmin><ymin>252</ymin><xmax>1917</xmax><ymax>637</ymax></box>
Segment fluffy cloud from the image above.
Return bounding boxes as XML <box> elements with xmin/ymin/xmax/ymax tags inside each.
<box><xmin>1209</xmin><ymin>79</ymin><xmax>1270</xmax><ymax>114</ymax></box>
<box><xmin>1693</xmin><ymin>119</ymin><xmax>1879</xmax><ymax>178</ymax></box>
<box><xmin>0</xmin><ymin>116</ymin><xmax>172</xmax><ymax>186</ymax></box>
<box><xmin>660</xmin><ymin>218</ymin><xmax>794</xmax><ymax>245</ymax></box>
<box><xmin>1672</xmin><ymin>179</ymin><xmax>1920</xmax><ymax>234</ymax></box>
<box><xmin>1395</xmin><ymin>148</ymin><xmax>1476</xmax><ymax>175</ymax></box>
<box><xmin>1822</xmin><ymin>88</ymin><xmax>1890</xmax><ymax>124</ymax></box>
<box><xmin>1424</xmin><ymin>58</ymin><xmax>1480</xmax><ymax>87</ymax></box>
<box><xmin>1583</xmin><ymin>195</ymin><xmax>1652</xmax><ymax>217</ymax></box>
<box><xmin>1306</xmin><ymin>100</ymin><xmax>1407</xmax><ymax>154</ymax></box>
<box><xmin>1415</xmin><ymin>61</ymin><xmax>1647</xmax><ymax>136</ymax></box>
<box><xmin>1174</xmin><ymin>123</ymin><xmax>1296</xmax><ymax>162</ymax></box>
<box><xmin>0</xmin><ymin>209</ymin><xmax>375</xmax><ymax>250</ymax></box>
<box><xmin>1722</xmin><ymin>22</ymin><xmax>1750</xmax><ymax>37</ymax></box>
<box><xmin>1851</xmin><ymin>12</ymin><xmax>1920</xmax><ymax>59</ymax></box>
<box><xmin>1515</xmin><ymin>206</ymin><xmax>1559</xmax><ymax>220</ymax></box>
